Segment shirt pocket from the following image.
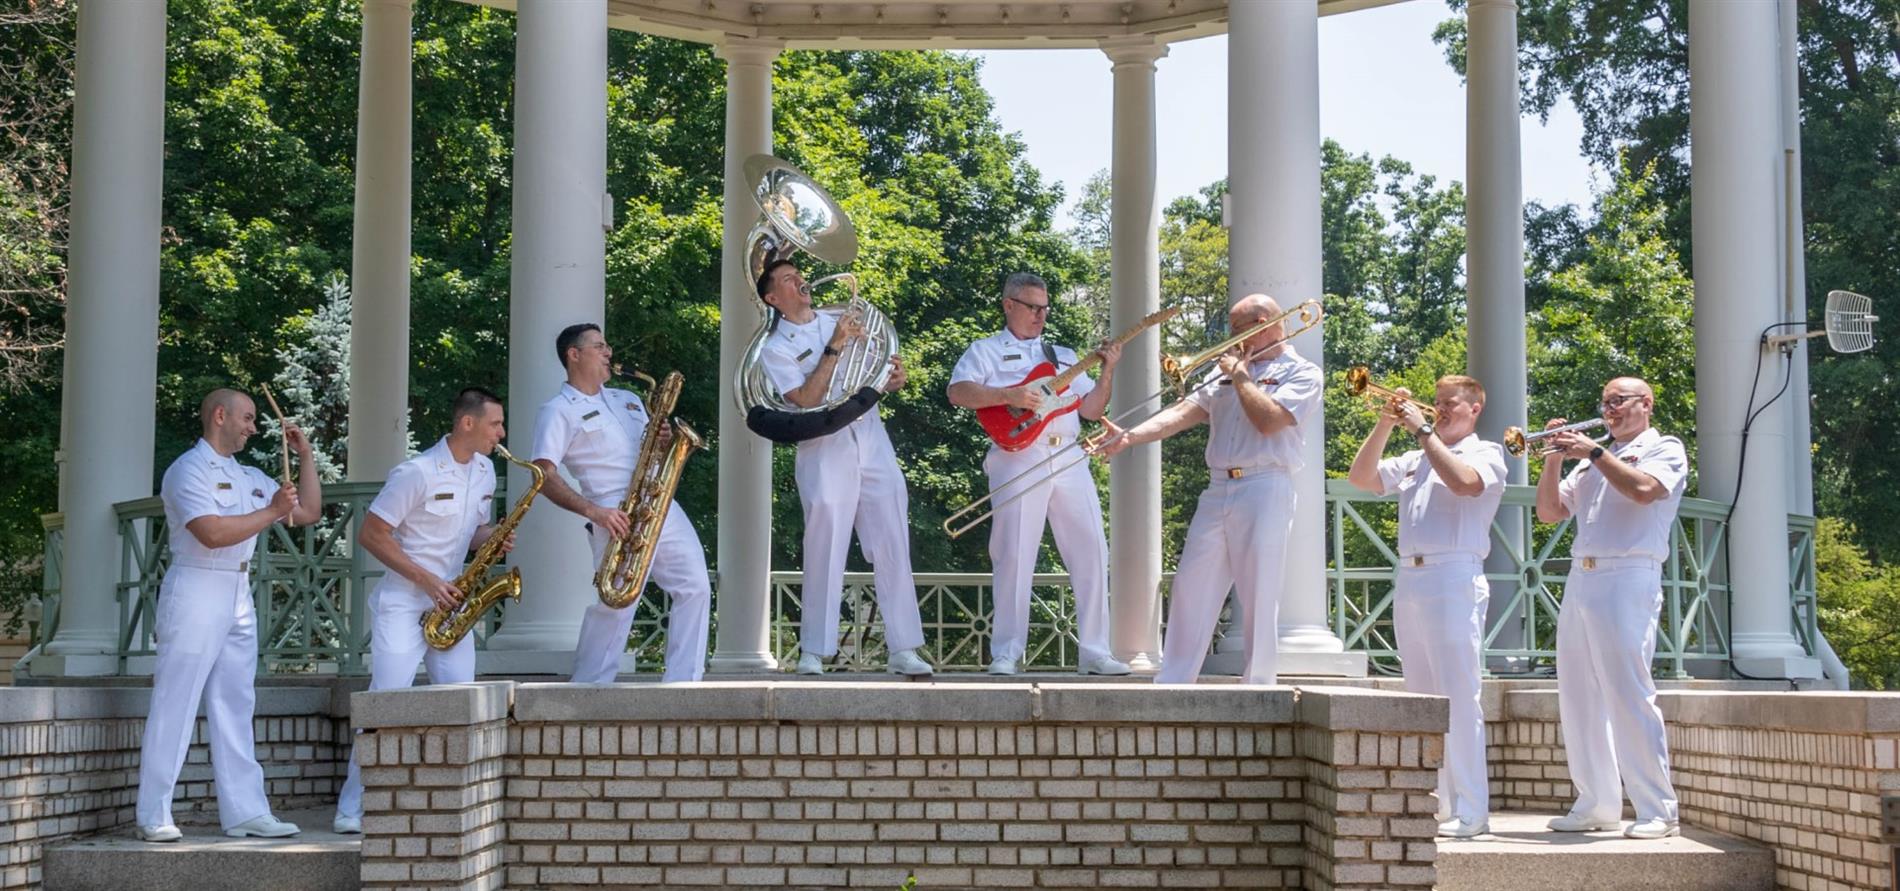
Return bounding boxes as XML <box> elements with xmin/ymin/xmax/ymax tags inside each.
<box><xmin>424</xmin><ymin>490</ymin><xmax>462</xmax><ymax>517</ymax></box>
<box><xmin>212</xmin><ymin>483</ymin><xmax>240</xmax><ymax>511</ymax></box>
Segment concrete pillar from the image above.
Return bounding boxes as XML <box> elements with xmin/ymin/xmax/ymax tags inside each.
<box><xmin>1688</xmin><ymin>0</ymin><xmax>1819</xmax><ymax>679</ymax></box>
<box><xmin>1218</xmin><ymin>0</ymin><xmax>1363</xmax><ymax>677</ymax></box>
<box><xmin>708</xmin><ymin>39</ymin><xmax>781</xmax><ymax>672</ymax></box>
<box><xmin>1102</xmin><ymin>38</ymin><xmax>1168</xmax><ymax>672</ymax></box>
<box><xmin>35</xmin><ymin>0</ymin><xmax>169</xmax><ymax>677</ymax></box>
<box><xmin>346</xmin><ymin>0</ymin><xmax>414</xmax><ymax>482</ymax></box>
<box><xmin>483</xmin><ymin>0</ymin><xmax>609</xmax><ymax>673</ymax></box>
<box><xmin>1466</xmin><ymin>0</ymin><xmax>1530</xmax><ymax>669</ymax></box>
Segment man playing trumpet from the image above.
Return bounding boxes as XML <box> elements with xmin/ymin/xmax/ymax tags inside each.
<box><xmin>1534</xmin><ymin>377</ymin><xmax>1686</xmax><ymax>840</ymax></box>
<box><xmin>947</xmin><ymin>273</ymin><xmax>1131</xmax><ymax>677</ymax></box>
<box><xmin>530</xmin><ymin>323</ymin><xmax>712</xmax><ymax>683</ymax></box>
<box><xmin>1346</xmin><ymin>374</ymin><xmax>1505</xmax><ymax>839</ymax></box>
<box><xmin>1097</xmin><ymin>294</ymin><xmax>1321</xmax><ymax>684</ymax></box>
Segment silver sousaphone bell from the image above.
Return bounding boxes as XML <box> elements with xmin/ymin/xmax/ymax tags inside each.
<box><xmin>734</xmin><ymin>156</ymin><xmax>901</xmax><ymax>442</ymax></box>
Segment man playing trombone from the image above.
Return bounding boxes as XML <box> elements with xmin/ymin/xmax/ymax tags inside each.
<box><xmin>1534</xmin><ymin>377</ymin><xmax>1686</xmax><ymax>840</ymax></box>
<box><xmin>1097</xmin><ymin>294</ymin><xmax>1321</xmax><ymax>685</ymax></box>
<box><xmin>1346</xmin><ymin>374</ymin><xmax>1505</xmax><ymax>839</ymax></box>
<box><xmin>947</xmin><ymin>273</ymin><xmax>1131</xmax><ymax>677</ymax></box>
<box><xmin>529</xmin><ymin>323</ymin><xmax>712</xmax><ymax>683</ymax></box>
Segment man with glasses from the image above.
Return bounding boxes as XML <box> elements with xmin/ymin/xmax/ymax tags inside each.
<box><xmin>948</xmin><ymin>272</ymin><xmax>1132</xmax><ymax>677</ymax></box>
<box><xmin>1346</xmin><ymin>374</ymin><xmax>1506</xmax><ymax>839</ymax></box>
<box><xmin>1534</xmin><ymin>377</ymin><xmax>1687</xmax><ymax>840</ymax></box>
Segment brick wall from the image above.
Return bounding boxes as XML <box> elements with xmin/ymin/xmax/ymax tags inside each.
<box><xmin>0</xmin><ymin>684</ymin><xmax>348</xmax><ymax>890</ymax></box>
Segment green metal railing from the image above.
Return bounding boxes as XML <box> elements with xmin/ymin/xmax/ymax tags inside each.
<box><xmin>30</xmin><ymin>481</ymin><xmax>1819</xmax><ymax>677</ymax></box>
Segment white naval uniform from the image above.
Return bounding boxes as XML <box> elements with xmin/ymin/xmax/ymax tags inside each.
<box><xmin>1375</xmin><ymin>434</ymin><xmax>1507</xmax><ymax>825</ymax></box>
<box><xmin>336</xmin><ymin>438</ymin><xmax>494</xmax><ymax>820</ymax></box>
<box><xmin>1554</xmin><ymin>427</ymin><xmax>1687</xmax><ymax>824</ymax></box>
<box><xmin>949</xmin><ymin>330</ymin><xmax>1111</xmax><ymax>666</ymax></box>
<box><xmin>136</xmin><ymin>439</ymin><xmax>278</xmax><ymax>831</ymax></box>
<box><xmin>531</xmin><ymin>383</ymin><xmax>712</xmax><ymax>683</ymax></box>
<box><xmin>760</xmin><ymin>313</ymin><xmax>925</xmax><ymax>658</ymax></box>
<box><xmin>1156</xmin><ymin>345</ymin><xmax>1322</xmax><ymax>685</ymax></box>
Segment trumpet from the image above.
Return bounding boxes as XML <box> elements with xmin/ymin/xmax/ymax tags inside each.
<box><xmin>1161</xmin><ymin>299</ymin><xmax>1323</xmax><ymax>393</ymax></box>
<box><xmin>1344</xmin><ymin>366</ymin><xmax>1437</xmax><ymax>423</ymax></box>
<box><xmin>1503</xmin><ymin>418</ymin><xmax>1607</xmax><ymax>457</ymax></box>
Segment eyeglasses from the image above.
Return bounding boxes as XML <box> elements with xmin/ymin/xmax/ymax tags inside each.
<box><xmin>1599</xmin><ymin>393</ymin><xmax>1644</xmax><ymax>413</ymax></box>
<box><xmin>1007</xmin><ymin>296</ymin><xmax>1052</xmax><ymax>316</ymax></box>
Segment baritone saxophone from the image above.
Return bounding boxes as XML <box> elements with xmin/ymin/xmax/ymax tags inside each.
<box><xmin>420</xmin><ymin>444</ymin><xmax>545</xmax><ymax>650</ymax></box>
<box><xmin>596</xmin><ymin>369</ymin><xmax>704</xmax><ymax>609</ymax></box>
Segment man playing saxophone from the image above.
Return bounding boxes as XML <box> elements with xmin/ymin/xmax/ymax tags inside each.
<box><xmin>334</xmin><ymin>387</ymin><xmax>512</xmax><ymax>834</ymax></box>
<box><xmin>530</xmin><ymin>323</ymin><xmax>712</xmax><ymax>683</ymax></box>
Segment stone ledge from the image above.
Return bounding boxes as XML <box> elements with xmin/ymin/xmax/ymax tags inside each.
<box><xmin>1295</xmin><ymin>685</ymin><xmax>1448</xmax><ymax>733</ymax></box>
<box><xmin>351</xmin><ymin>680</ymin><xmax>515</xmax><ymax>730</ymax></box>
<box><xmin>1504</xmin><ymin>688</ymin><xmax>1900</xmax><ymax>733</ymax></box>
<box><xmin>1037</xmin><ymin>683</ymin><xmax>1296</xmax><ymax>724</ymax></box>
<box><xmin>514</xmin><ymin>682</ymin><xmax>772</xmax><ymax>723</ymax></box>
<box><xmin>770</xmin><ymin>682</ymin><xmax>1035</xmax><ymax>723</ymax></box>
<box><xmin>0</xmin><ymin>685</ymin><xmax>341</xmax><ymax>724</ymax></box>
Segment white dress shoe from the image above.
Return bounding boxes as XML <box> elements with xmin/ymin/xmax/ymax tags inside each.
<box><xmin>225</xmin><ymin>814</ymin><xmax>301</xmax><ymax>838</ymax></box>
<box><xmin>987</xmin><ymin>658</ymin><xmax>1018</xmax><ymax>676</ymax></box>
<box><xmin>332</xmin><ymin>814</ymin><xmax>362</xmax><ymax>835</ymax></box>
<box><xmin>1078</xmin><ymin>654</ymin><xmax>1132</xmax><ymax>676</ymax></box>
<box><xmin>1624</xmin><ymin>819</ymin><xmax>1680</xmax><ymax>839</ymax></box>
<box><xmin>1437</xmin><ymin>818</ymin><xmax>1489</xmax><ymax>839</ymax></box>
<box><xmin>1546</xmin><ymin>813</ymin><xmax>1620</xmax><ymax>832</ymax></box>
<box><xmin>796</xmin><ymin>653</ymin><xmax>825</xmax><ymax>675</ymax></box>
<box><xmin>137</xmin><ymin>824</ymin><xmax>182</xmax><ymax>843</ymax></box>
<box><xmin>887</xmin><ymin>648</ymin><xmax>934</xmax><ymax>676</ymax></box>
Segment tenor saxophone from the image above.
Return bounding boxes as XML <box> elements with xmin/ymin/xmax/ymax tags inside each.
<box><xmin>420</xmin><ymin>444</ymin><xmax>545</xmax><ymax>650</ymax></box>
<box><xmin>596</xmin><ymin>370</ymin><xmax>705</xmax><ymax>609</ymax></box>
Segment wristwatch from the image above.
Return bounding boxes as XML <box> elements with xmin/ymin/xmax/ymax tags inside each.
<box><xmin>1588</xmin><ymin>445</ymin><xmax>1606</xmax><ymax>463</ymax></box>
<box><xmin>822</xmin><ymin>344</ymin><xmax>841</xmax><ymax>358</ymax></box>
<box><xmin>1414</xmin><ymin>422</ymin><xmax>1436</xmax><ymax>440</ymax></box>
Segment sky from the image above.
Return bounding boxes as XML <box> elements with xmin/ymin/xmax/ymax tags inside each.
<box><xmin>970</xmin><ymin>0</ymin><xmax>1598</xmax><ymax>229</ymax></box>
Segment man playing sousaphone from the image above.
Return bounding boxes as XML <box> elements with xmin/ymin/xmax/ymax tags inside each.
<box><xmin>757</xmin><ymin>260</ymin><xmax>933</xmax><ymax>676</ymax></box>
<box><xmin>948</xmin><ymin>272</ymin><xmax>1131</xmax><ymax>677</ymax></box>
<box><xmin>529</xmin><ymin>323</ymin><xmax>712</xmax><ymax>683</ymax></box>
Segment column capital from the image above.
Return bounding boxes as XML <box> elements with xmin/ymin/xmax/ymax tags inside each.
<box><xmin>1467</xmin><ymin>0</ymin><xmax>1518</xmax><ymax>9</ymax></box>
<box><xmin>1100</xmin><ymin>36</ymin><xmax>1168</xmax><ymax>69</ymax></box>
<box><xmin>360</xmin><ymin>0</ymin><xmax>414</xmax><ymax>11</ymax></box>
<box><xmin>716</xmin><ymin>37</ymin><xmax>783</xmax><ymax>67</ymax></box>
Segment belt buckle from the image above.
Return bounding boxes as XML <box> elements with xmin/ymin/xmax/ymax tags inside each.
<box><xmin>1048</xmin><ymin>435</ymin><xmax>1062</xmax><ymax>447</ymax></box>
<box><xmin>1410</xmin><ymin>556</ymin><xmax>1425</xmax><ymax>567</ymax></box>
<box><xmin>1581</xmin><ymin>557</ymin><xmax>1597</xmax><ymax>571</ymax></box>
<box><xmin>1227</xmin><ymin>467</ymin><xmax>1243</xmax><ymax>479</ymax></box>
<box><xmin>238</xmin><ymin>560</ymin><xmax>249</xmax><ymax>573</ymax></box>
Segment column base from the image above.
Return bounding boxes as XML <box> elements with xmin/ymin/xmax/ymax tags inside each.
<box><xmin>708</xmin><ymin>651</ymin><xmax>780</xmax><ymax>673</ymax></box>
<box><xmin>1200</xmin><ymin>649</ymin><xmax>1367</xmax><ymax>678</ymax></box>
<box><xmin>1731</xmin><ymin>655</ymin><xmax>1822</xmax><ymax>681</ymax></box>
<box><xmin>23</xmin><ymin>650</ymin><xmax>121</xmax><ymax>678</ymax></box>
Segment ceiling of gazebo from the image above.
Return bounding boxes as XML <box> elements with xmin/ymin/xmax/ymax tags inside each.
<box><xmin>460</xmin><ymin>0</ymin><xmax>1407</xmax><ymax>50</ymax></box>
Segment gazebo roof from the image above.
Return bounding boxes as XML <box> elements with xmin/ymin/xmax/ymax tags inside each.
<box><xmin>460</xmin><ymin>0</ymin><xmax>1405</xmax><ymax>50</ymax></box>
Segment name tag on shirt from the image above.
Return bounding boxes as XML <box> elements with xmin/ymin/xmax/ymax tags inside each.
<box><xmin>1002</xmin><ymin>353</ymin><xmax>1021</xmax><ymax>361</ymax></box>
<box><xmin>433</xmin><ymin>492</ymin><xmax>456</xmax><ymax>501</ymax></box>
<box><xmin>581</xmin><ymin>410</ymin><xmax>600</xmax><ymax>421</ymax></box>
<box><xmin>796</xmin><ymin>348</ymin><xmax>814</xmax><ymax>362</ymax></box>
<box><xmin>217</xmin><ymin>481</ymin><xmax>232</xmax><ymax>490</ymax></box>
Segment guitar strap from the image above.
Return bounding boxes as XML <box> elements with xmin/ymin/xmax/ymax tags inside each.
<box><xmin>1041</xmin><ymin>341</ymin><xmax>1062</xmax><ymax>370</ymax></box>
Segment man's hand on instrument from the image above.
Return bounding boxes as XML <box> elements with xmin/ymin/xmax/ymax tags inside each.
<box><xmin>588</xmin><ymin>504</ymin><xmax>632</xmax><ymax>539</ymax></box>
<box><xmin>833</xmin><ymin>310</ymin><xmax>866</xmax><ymax>346</ymax></box>
<box><xmin>1548</xmin><ymin>430</ymin><xmax>1598</xmax><ymax>461</ymax></box>
<box><xmin>1390</xmin><ymin>389</ymin><xmax>1425</xmax><ymax>432</ymax></box>
<box><xmin>1096</xmin><ymin>341</ymin><xmax>1122</xmax><ymax>370</ymax></box>
<box><xmin>1539</xmin><ymin>418</ymin><xmax>1583</xmax><ymax>461</ymax></box>
<box><xmin>1217</xmin><ymin>345</ymin><xmax>1249</xmax><ymax>381</ymax></box>
<box><xmin>269</xmin><ymin>483</ymin><xmax>299</xmax><ymax>520</ymax></box>
<box><xmin>655</xmin><ymin>422</ymin><xmax>674</xmax><ymax>448</ymax></box>
<box><xmin>283</xmin><ymin>422</ymin><xmax>314</xmax><ymax>457</ymax></box>
<box><xmin>1090</xmin><ymin>420</ymin><xmax>1129</xmax><ymax>458</ymax></box>
<box><xmin>423</xmin><ymin>576</ymin><xmax>465</xmax><ymax>611</ymax></box>
<box><xmin>1004</xmin><ymin>384</ymin><xmax>1043</xmax><ymax>411</ymax></box>
<box><xmin>881</xmin><ymin>357</ymin><xmax>907</xmax><ymax>393</ymax></box>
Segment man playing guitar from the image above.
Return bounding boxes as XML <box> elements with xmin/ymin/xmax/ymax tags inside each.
<box><xmin>948</xmin><ymin>273</ymin><xmax>1132</xmax><ymax>676</ymax></box>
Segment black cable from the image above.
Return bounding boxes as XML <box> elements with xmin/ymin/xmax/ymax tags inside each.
<box><xmin>1722</xmin><ymin>322</ymin><xmax>1806</xmax><ymax>683</ymax></box>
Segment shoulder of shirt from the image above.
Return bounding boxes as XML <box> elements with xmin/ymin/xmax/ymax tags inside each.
<box><xmin>605</xmin><ymin>386</ymin><xmax>643</xmax><ymax>404</ymax></box>
<box><xmin>537</xmin><ymin>390</ymin><xmax>571</xmax><ymax>413</ymax></box>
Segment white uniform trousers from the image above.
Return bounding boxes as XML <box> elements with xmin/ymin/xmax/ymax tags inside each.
<box><xmin>1156</xmin><ymin>469</ymin><xmax>1294</xmax><ymax>685</ymax></box>
<box><xmin>1556</xmin><ymin>562</ymin><xmax>1679</xmax><ymax>823</ymax></box>
<box><xmin>794</xmin><ymin>423</ymin><xmax>925</xmax><ymax>657</ymax></box>
<box><xmin>334</xmin><ymin>584</ymin><xmax>477</xmax><ymax>819</ymax></box>
<box><xmin>984</xmin><ymin>444</ymin><xmax>1111</xmax><ymax>664</ymax></box>
<box><xmin>136</xmin><ymin>565</ymin><xmax>272</xmax><ymax>831</ymax></box>
<box><xmin>572</xmin><ymin>499</ymin><xmax>713</xmax><ymax>684</ymax></box>
<box><xmin>1394</xmin><ymin>558</ymin><xmax>1491</xmax><ymax>824</ymax></box>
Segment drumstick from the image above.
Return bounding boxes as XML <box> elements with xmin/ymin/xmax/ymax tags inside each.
<box><xmin>259</xmin><ymin>382</ymin><xmax>293</xmax><ymax>485</ymax></box>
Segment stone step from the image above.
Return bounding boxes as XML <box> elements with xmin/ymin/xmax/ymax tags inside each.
<box><xmin>42</xmin><ymin>808</ymin><xmax>356</xmax><ymax>891</ymax></box>
<box><xmin>1434</xmin><ymin>812</ymin><xmax>1775</xmax><ymax>891</ymax></box>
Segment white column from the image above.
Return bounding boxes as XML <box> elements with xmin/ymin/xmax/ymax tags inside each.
<box><xmin>36</xmin><ymin>0</ymin><xmax>169</xmax><ymax>676</ymax></box>
<box><xmin>1220</xmin><ymin>0</ymin><xmax>1363</xmax><ymax>677</ymax></box>
<box><xmin>483</xmin><ymin>0</ymin><xmax>609</xmax><ymax>672</ymax></box>
<box><xmin>709</xmin><ymin>39</ymin><xmax>780</xmax><ymax>672</ymax></box>
<box><xmin>1689</xmin><ymin>0</ymin><xmax>1819</xmax><ymax>679</ymax></box>
<box><xmin>346</xmin><ymin>0</ymin><xmax>414</xmax><ymax>482</ymax></box>
<box><xmin>1777</xmin><ymin>0</ymin><xmax>1815</xmax><ymax>516</ymax></box>
<box><xmin>1465</xmin><ymin>0</ymin><xmax>1530</xmax><ymax>668</ymax></box>
<box><xmin>1102</xmin><ymin>38</ymin><xmax>1168</xmax><ymax>672</ymax></box>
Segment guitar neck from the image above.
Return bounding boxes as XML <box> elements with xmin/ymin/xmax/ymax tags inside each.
<box><xmin>1047</xmin><ymin>307</ymin><xmax>1178</xmax><ymax>390</ymax></box>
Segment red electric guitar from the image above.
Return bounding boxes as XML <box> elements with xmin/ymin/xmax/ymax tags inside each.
<box><xmin>975</xmin><ymin>307</ymin><xmax>1179</xmax><ymax>451</ymax></box>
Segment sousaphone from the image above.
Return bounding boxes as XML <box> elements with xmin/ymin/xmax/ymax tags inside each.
<box><xmin>735</xmin><ymin>155</ymin><xmax>900</xmax><ymax>443</ymax></box>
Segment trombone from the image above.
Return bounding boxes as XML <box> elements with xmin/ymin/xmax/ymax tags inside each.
<box><xmin>1502</xmin><ymin>418</ymin><xmax>1607</xmax><ymax>457</ymax></box>
<box><xmin>1344</xmin><ymin>366</ymin><xmax>1437</xmax><ymax>423</ymax></box>
<box><xmin>943</xmin><ymin>299</ymin><xmax>1323</xmax><ymax>540</ymax></box>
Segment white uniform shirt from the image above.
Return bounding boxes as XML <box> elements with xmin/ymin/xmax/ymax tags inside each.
<box><xmin>1558</xmin><ymin>427</ymin><xmax>1688</xmax><ymax>561</ymax></box>
<box><xmin>160</xmin><ymin>438</ymin><xmax>279</xmax><ymax>564</ymax></box>
<box><xmin>1184</xmin><ymin>344</ymin><xmax>1322</xmax><ymax>472</ymax></box>
<box><xmin>531</xmin><ymin>383</ymin><xmax>653</xmax><ymax>506</ymax></box>
<box><xmin>759</xmin><ymin>312</ymin><xmax>885</xmax><ymax>443</ymax></box>
<box><xmin>949</xmin><ymin>329</ymin><xmax>1097</xmax><ymax>443</ymax></box>
<box><xmin>366</xmin><ymin>437</ymin><xmax>495</xmax><ymax>589</ymax></box>
<box><xmin>1376</xmin><ymin>434</ymin><xmax>1508</xmax><ymax>558</ymax></box>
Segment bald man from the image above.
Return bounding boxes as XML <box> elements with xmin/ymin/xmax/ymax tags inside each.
<box><xmin>136</xmin><ymin>389</ymin><xmax>321</xmax><ymax>842</ymax></box>
<box><xmin>1535</xmin><ymin>377</ymin><xmax>1687</xmax><ymax>840</ymax></box>
<box><xmin>1098</xmin><ymin>294</ymin><xmax>1322</xmax><ymax>684</ymax></box>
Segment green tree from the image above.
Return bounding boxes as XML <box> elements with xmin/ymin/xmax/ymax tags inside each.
<box><xmin>1812</xmin><ymin>517</ymin><xmax>1900</xmax><ymax>689</ymax></box>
